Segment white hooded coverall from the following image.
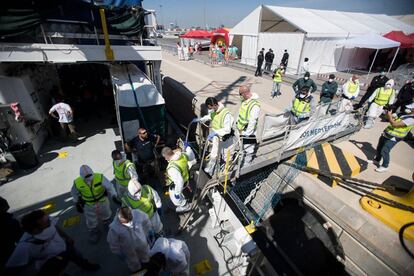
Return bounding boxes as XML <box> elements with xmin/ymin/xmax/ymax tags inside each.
<box><xmin>71</xmin><ymin>165</ymin><xmax>116</xmax><ymax>230</ymax></box>
<box><xmin>150</xmin><ymin>237</ymin><xmax>190</xmax><ymax>276</ymax></box>
<box><xmin>199</xmin><ymin>102</ymin><xmax>235</xmax><ymax>174</ymax></box>
<box><xmin>166</xmin><ymin>150</ymin><xmax>190</xmax><ymax>211</ymax></box>
<box><xmin>127</xmin><ymin>181</ymin><xmax>163</xmax><ymax>234</ymax></box>
<box><xmin>365</xmin><ymin>80</ymin><xmax>396</xmax><ymax>128</ymax></box>
<box><xmin>107</xmin><ymin>209</ymin><xmax>152</xmax><ymax>272</ymax></box>
<box><xmin>339</xmin><ymin>78</ymin><xmax>360</xmax><ymax>112</ymax></box>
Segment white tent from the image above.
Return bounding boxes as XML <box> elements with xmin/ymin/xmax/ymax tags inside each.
<box><xmin>337</xmin><ymin>33</ymin><xmax>401</xmax><ymax>49</ymax></box>
<box><xmin>230</xmin><ymin>5</ymin><xmax>414</xmax><ymax>74</ymax></box>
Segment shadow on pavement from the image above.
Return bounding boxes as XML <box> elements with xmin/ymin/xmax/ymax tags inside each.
<box><xmin>259</xmin><ymin>187</ymin><xmax>346</xmax><ymax>276</ymax></box>
<box><xmin>349</xmin><ymin>139</ymin><xmax>377</xmax><ymax>160</ymax></box>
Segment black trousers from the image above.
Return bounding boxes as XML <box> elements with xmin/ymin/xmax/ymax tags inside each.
<box><xmin>255</xmin><ymin>63</ymin><xmax>263</xmax><ymax>76</ymax></box>
<box><xmin>357</xmin><ymin>86</ymin><xmax>375</xmax><ymax>108</ymax></box>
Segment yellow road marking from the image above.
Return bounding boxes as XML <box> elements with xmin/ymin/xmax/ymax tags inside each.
<box><xmin>63</xmin><ymin>216</ymin><xmax>81</xmax><ymax>227</ymax></box>
<box><xmin>306</xmin><ymin>148</ymin><xmax>319</xmax><ymax>176</ymax></box>
<box><xmin>322</xmin><ymin>144</ymin><xmax>343</xmax><ymax>187</ymax></box>
<box><xmin>342</xmin><ymin>150</ymin><xmax>361</xmax><ymax>176</ymax></box>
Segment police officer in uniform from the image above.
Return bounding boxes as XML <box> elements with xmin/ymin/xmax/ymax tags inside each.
<box><xmin>71</xmin><ymin>165</ymin><xmax>119</xmax><ymax>243</ymax></box>
<box><xmin>237</xmin><ymin>86</ymin><xmax>261</xmax><ymax>166</ymax></box>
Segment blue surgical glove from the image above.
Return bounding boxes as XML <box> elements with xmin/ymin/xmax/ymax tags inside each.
<box><xmin>157</xmin><ymin>208</ymin><xmax>163</xmax><ymax>216</ymax></box>
<box><xmin>174</xmin><ymin>193</ymin><xmax>180</xmax><ymax>199</ymax></box>
<box><xmin>191</xmin><ymin>118</ymin><xmax>200</xmax><ymax>123</ymax></box>
<box><xmin>351</xmin><ymin>96</ymin><xmax>356</xmax><ymax>100</ymax></box>
<box><xmin>207</xmin><ymin>131</ymin><xmax>217</xmax><ymax>141</ymax></box>
<box><xmin>183</xmin><ymin>141</ymin><xmax>190</xmax><ymax>148</ymax></box>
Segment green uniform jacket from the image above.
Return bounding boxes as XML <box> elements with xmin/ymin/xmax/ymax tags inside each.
<box><xmin>292</xmin><ymin>78</ymin><xmax>317</xmax><ymax>93</ymax></box>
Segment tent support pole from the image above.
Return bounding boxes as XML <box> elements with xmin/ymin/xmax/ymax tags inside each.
<box><xmin>367</xmin><ymin>49</ymin><xmax>379</xmax><ymax>79</ymax></box>
<box><xmin>387</xmin><ymin>47</ymin><xmax>400</xmax><ymax>74</ymax></box>
<box><xmin>296</xmin><ymin>33</ymin><xmax>307</xmax><ymax>75</ymax></box>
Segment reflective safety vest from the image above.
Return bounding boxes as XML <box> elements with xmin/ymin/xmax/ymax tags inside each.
<box><xmin>237</xmin><ymin>98</ymin><xmax>260</xmax><ymax>131</ymax></box>
<box><xmin>113</xmin><ymin>160</ymin><xmax>135</xmax><ymax>187</ymax></box>
<box><xmin>385</xmin><ymin>116</ymin><xmax>414</xmax><ymax>139</ymax></box>
<box><xmin>74</xmin><ymin>173</ymin><xmax>106</xmax><ymax>205</ymax></box>
<box><xmin>374</xmin><ymin>87</ymin><xmax>395</xmax><ymax>106</ymax></box>
<box><xmin>211</xmin><ymin>108</ymin><xmax>231</xmax><ymax>131</ymax></box>
<box><xmin>273</xmin><ymin>69</ymin><xmax>283</xmax><ymax>83</ymax></box>
<box><xmin>123</xmin><ymin>185</ymin><xmax>155</xmax><ymax>218</ymax></box>
<box><xmin>347</xmin><ymin>80</ymin><xmax>359</xmax><ymax>95</ymax></box>
<box><xmin>166</xmin><ymin>153</ymin><xmax>189</xmax><ymax>185</ymax></box>
<box><xmin>291</xmin><ymin>98</ymin><xmax>311</xmax><ymax>117</ymax></box>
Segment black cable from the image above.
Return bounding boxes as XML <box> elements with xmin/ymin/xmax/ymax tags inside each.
<box><xmin>399</xmin><ymin>222</ymin><xmax>414</xmax><ymax>259</ymax></box>
<box><xmin>213</xmin><ymin>221</ymin><xmax>237</xmax><ymax>266</ymax></box>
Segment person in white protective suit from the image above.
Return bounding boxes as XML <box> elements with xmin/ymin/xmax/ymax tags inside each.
<box><xmin>161</xmin><ymin>147</ymin><xmax>191</xmax><ymax>213</ymax></box>
<box><xmin>149</xmin><ymin>237</ymin><xmax>190</xmax><ymax>276</ymax></box>
<box><xmin>364</xmin><ymin>79</ymin><xmax>396</xmax><ymax>129</ymax></box>
<box><xmin>71</xmin><ymin>165</ymin><xmax>119</xmax><ymax>243</ymax></box>
<box><xmin>107</xmin><ymin>206</ymin><xmax>152</xmax><ymax>273</ymax></box>
<box><xmin>192</xmin><ymin>97</ymin><xmax>235</xmax><ymax>175</ymax></box>
<box><xmin>124</xmin><ymin>179</ymin><xmax>163</xmax><ymax>234</ymax></box>
<box><xmin>236</xmin><ymin>85</ymin><xmax>261</xmax><ymax>167</ymax></box>
<box><xmin>339</xmin><ymin>75</ymin><xmax>360</xmax><ymax>112</ymax></box>
<box><xmin>176</xmin><ymin>42</ymin><xmax>184</xmax><ymax>61</ymax></box>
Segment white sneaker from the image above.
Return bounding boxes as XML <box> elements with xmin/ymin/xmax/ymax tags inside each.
<box><xmin>375</xmin><ymin>166</ymin><xmax>388</xmax><ymax>173</ymax></box>
<box><xmin>176</xmin><ymin>203</ymin><xmax>191</xmax><ymax>213</ymax></box>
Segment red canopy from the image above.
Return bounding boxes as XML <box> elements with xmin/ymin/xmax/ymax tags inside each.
<box><xmin>180</xmin><ymin>30</ymin><xmax>212</xmax><ymax>39</ymax></box>
<box><xmin>383</xmin><ymin>31</ymin><xmax>414</xmax><ymax>48</ymax></box>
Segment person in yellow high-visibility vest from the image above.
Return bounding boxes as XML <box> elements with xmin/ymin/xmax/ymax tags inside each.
<box><xmin>369</xmin><ymin>103</ymin><xmax>414</xmax><ymax>172</ymax></box>
<box><xmin>161</xmin><ymin>147</ymin><xmax>191</xmax><ymax>213</ymax></box>
<box><xmin>364</xmin><ymin>79</ymin><xmax>396</xmax><ymax>129</ymax></box>
<box><xmin>192</xmin><ymin>97</ymin><xmax>235</xmax><ymax>175</ymax></box>
<box><xmin>271</xmin><ymin>64</ymin><xmax>285</xmax><ymax>98</ymax></box>
<box><xmin>123</xmin><ymin>179</ymin><xmax>163</xmax><ymax>234</ymax></box>
<box><xmin>288</xmin><ymin>86</ymin><xmax>316</xmax><ymax>124</ymax></box>
<box><xmin>71</xmin><ymin>165</ymin><xmax>118</xmax><ymax>243</ymax></box>
<box><xmin>237</xmin><ymin>86</ymin><xmax>261</xmax><ymax>166</ymax></box>
<box><xmin>112</xmin><ymin>150</ymin><xmax>138</xmax><ymax>198</ymax></box>
<box><xmin>339</xmin><ymin>75</ymin><xmax>360</xmax><ymax>112</ymax></box>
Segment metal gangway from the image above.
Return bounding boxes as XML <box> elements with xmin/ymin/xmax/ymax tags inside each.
<box><xmin>179</xmin><ymin>100</ymin><xmax>365</xmax><ymax>231</ymax></box>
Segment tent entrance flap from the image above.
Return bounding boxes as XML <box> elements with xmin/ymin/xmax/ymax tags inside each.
<box><xmin>110</xmin><ymin>63</ymin><xmax>166</xmax><ymax>143</ymax></box>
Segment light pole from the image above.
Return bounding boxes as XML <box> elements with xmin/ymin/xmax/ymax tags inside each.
<box><xmin>203</xmin><ymin>0</ymin><xmax>206</xmax><ymax>29</ymax></box>
<box><xmin>159</xmin><ymin>4</ymin><xmax>164</xmax><ymax>29</ymax></box>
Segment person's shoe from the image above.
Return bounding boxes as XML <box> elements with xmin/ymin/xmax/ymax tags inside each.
<box><xmin>88</xmin><ymin>229</ymin><xmax>100</xmax><ymax>244</ymax></box>
<box><xmin>375</xmin><ymin>166</ymin><xmax>388</xmax><ymax>173</ymax></box>
<box><xmin>79</xmin><ymin>261</ymin><xmax>101</xmax><ymax>271</ymax></box>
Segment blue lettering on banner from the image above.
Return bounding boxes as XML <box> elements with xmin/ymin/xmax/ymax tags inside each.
<box><xmin>299</xmin><ymin>122</ymin><xmax>342</xmax><ymax>139</ymax></box>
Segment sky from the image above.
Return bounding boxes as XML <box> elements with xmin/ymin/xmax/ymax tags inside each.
<box><xmin>143</xmin><ymin>0</ymin><xmax>414</xmax><ymax>28</ymax></box>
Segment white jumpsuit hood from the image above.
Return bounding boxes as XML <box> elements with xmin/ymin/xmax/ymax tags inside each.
<box><xmin>150</xmin><ymin>237</ymin><xmax>190</xmax><ymax>276</ymax></box>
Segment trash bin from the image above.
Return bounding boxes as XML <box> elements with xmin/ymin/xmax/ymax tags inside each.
<box><xmin>9</xmin><ymin>142</ymin><xmax>38</xmax><ymax>169</ymax></box>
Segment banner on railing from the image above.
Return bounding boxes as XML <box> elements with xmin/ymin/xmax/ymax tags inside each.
<box><xmin>261</xmin><ymin>113</ymin><xmax>290</xmax><ymax>141</ymax></box>
<box><xmin>284</xmin><ymin>112</ymin><xmax>350</xmax><ymax>151</ymax></box>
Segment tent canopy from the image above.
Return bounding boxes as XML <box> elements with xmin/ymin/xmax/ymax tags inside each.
<box><xmin>383</xmin><ymin>31</ymin><xmax>414</xmax><ymax>48</ymax></box>
<box><xmin>180</xmin><ymin>30</ymin><xmax>212</xmax><ymax>39</ymax></box>
<box><xmin>336</xmin><ymin>33</ymin><xmax>400</xmax><ymax>49</ymax></box>
<box><xmin>211</xmin><ymin>28</ymin><xmax>230</xmax><ymax>46</ymax></box>
<box><xmin>230</xmin><ymin>5</ymin><xmax>414</xmax><ymax>38</ymax></box>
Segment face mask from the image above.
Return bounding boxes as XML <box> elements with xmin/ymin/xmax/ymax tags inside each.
<box><xmin>134</xmin><ymin>191</ymin><xmax>142</xmax><ymax>200</ymax></box>
<box><xmin>240</xmin><ymin>95</ymin><xmax>244</xmax><ymax>100</ymax></box>
<box><xmin>114</xmin><ymin>160</ymin><xmax>122</xmax><ymax>166</ymax></box>
<box><xmin>208</xmin><ymin>109</ymin><xmax>214</xmax><ymax>114</ymax></box>
<box><xmin>405</xmin><ymin>109</ymin><xmax>412</xmax><ymax>114</ymax></box>
<box><xmin>122</xmin><ymin>221</ymin><xmax>133</xmax><ymax>228</ymax></box>
<box><xmin>328</xmin><ymin>79</ymin><xmax>333</xmax><ymax>83</ymax></box>
<box><xmin>386</xmin><ymin>84</ymin><xmax>392</xmax><ymax>88</ymax></box>
<box><xmin>299</xmin><ymin>94</ymin><xmax>307</xmax><ymax>99</ymax></box>
<box><xmin>34</xmin><ymin>224</ymin><xmax>56</xmax><ymax>241</ymax></box>
<box><xmin>304</xmin><ymin>77</ymin><xmax>309</xmax><ymax>80</ymax></box>
<box><xmin>380</xmin><ymin>72</ymin><xmax>385</xmax><ymax>76</ymax></box>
